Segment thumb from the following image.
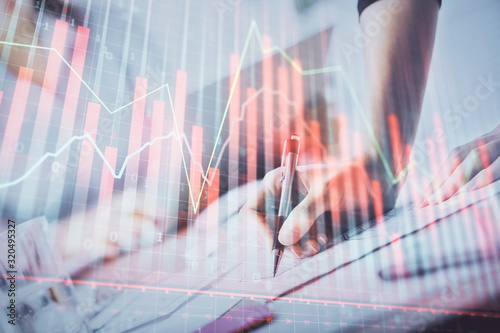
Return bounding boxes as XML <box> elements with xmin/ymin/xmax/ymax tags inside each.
<box><xmin>278</xmin><ymin>189</ymin><xmax>326</xmax><ymax>245</ymax></box>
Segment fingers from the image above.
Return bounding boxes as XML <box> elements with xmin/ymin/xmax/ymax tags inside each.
<box><xmin>286</xmin><ymin>238</ymin><xmax>320</xmax><ymax>259</ymax></box>
<box><xmin>289</xmin><ymin>244</ymin><xmax>303</xmax><ymax>258</ymax></box>
<box><xmin>424</xmin><ymin>147</ymin><xmax>464</xmax><ymax>199</ymax></box>
<box><xmin>302</xmin><ymin>238</ymin><xmax>320</xmax><ymax>256</ymax></box>
<box><xmin>466</xmin><ymin>156</ymin><xmax>500</xmax><ymax>191</ymax></box>
<box><xmin>238</xmin><ymin>207</ymin><xmax>274</xmax><ymax>249</ymax></box>
<box><xmin>239</xmin><ymin>169</ymin><xmax>282</xmax><ymax>250</ymax></box>
<box><xmin>240</xmin><ymin>165</ymin><xmax>339</xmax><ymax>255</ymax></box>
<box><xmin>429</xmin><ymin>128</ymin><xmax>500</xmax><ymax>198</ymax></box>
<box><xmin>427</xmin><ymin>139</ymin><xmax>500</xmax><ymax>204</ymax></box>
<box><xmin>427</xmin><ymin>148</ymin><xmax>483</xmax><ymax>204</ymax></box>
<box><xmin>278</xmin><ymin>188</ymin><xmax>326</xmax><ymax>245</ymax></box>
<box><xmin>241</xmin><ymin>168</ymin><xmax>281</xmax><ymax>213</ymax></box>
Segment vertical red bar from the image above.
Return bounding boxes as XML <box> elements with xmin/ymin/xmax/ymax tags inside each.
<box><xmin>477</xmin><ymin>139</ymin><xmax>491</xmax><ymax>172</ymax></box>
<box><xmin>262</xmin><ymin>35</ymin><xmax>274</xmax><ymax>170</ymax></box>
<box><xmin>136</xmin><ymin>101</ymin><xmax>165</xmax><ymax>272</ymax></box>
<box><xmin>468</xmin><ymin>139</ymin><xmax>497</xmax><ymax>259</ymax></box>
<box><xmin>207</xmin><ymin>167</ymin><xmax>220</xmax><ymax>207</ymax></box>
<box><xmin>32</xmin><ymin>20</ymin><xmax>69</xmax><ymax>138</ymax></box>
<box><xmin>128</xmin><ymin>77</ymin><xmax>147</xmax><ymax>161</ymax></box>
<box><xmin>98</xmin><ymin>147</ymin><xmax>117</xmax><ymax>205</ymax></box>
<box><xmin>277</xmin><ymin>66</ymin><xmax>290</xmax><ymax>151</ymax></box>
<box><xmin>189</xmin><ymin>125</ymin><xmax>203</xmax><ymax>212</ymax></box>
<box><xmin>474</xmin><ymin>139</ymin><xmax>499</xmax><ymax>247</ymax></box>
<box><xmin>338</xmin><ymin>114</ymin><xmax>357</xmax><ymax>233</ymax></box>
<box><xmin>190</xmin><ymin>125</ymin><xmax>204</xmax><ymax>268</ymax></box>
<box><xmin>246</xmin><ymin>88</ymin><xmax>257</xmax><ymax>182</ymax></box>
<box><xmin>174</xmin><ymin>70</ymin><xmax>187</xmax><ymax>135</ymax></box>
<box><xmin>388</xmin><ymin>114</ymin><xmax>403</xmax><ymax>176</ymax></box>
<box><xmin>0</xmin><ymin>67</ymin><xmax>33</xmax><ymax>159</ymax></box>
<box><xmin>229</xmin><ymin>54</ymin><xmax>241</xmax><ymax>190</ymax></box>
<box><xmin>292</xmin><ymin>59</ymin><xmax>305</xmax><ymax>142</ymax></box>
<box><xmin>95</xmin><ymin>146</ymin><xmax>117</xmax><ymax>258</ymax></box>
<box><xmin>327</xmin><ymin>155</ymin><xmax>340</xmax><ymax>240</ymax></box>
<box><xmin>57</xmin><ymin>26</ymin><xmax>90</xmax><ymax>145</ymax></box>
<box><xmin>371</xmin><ymin>180</ymin><xmax>385</xmax><ymax>224</ymax></box>
<box><xmin>73</xmin><ymin>102</ymin><xmax>101</xmax><ymax>202</ymax></box>
<box><xmin>119</xmin><ymin>77</ymin><xmax>147</xmax><ymax>260</ymax></box>
<box><xmin>420</xmin><ymin>161</ymin><xmax>458</xmax><ymax>298</ymax></box>
<box><xmin>16</xmin><ymin>21</ymin><xmax>68</xmax><ymax>217</ymax></box>
<box><xmin>65</xmin><ymin>102</ymin><xmax>101</xmax><ymax>255</ymax></box>
<box><xmin>122</xmin><ymin>76</ymin><xmax>147</xmax><ymax>187</ymax></box>
<box><xmin>167</xmin><ymin>71</ymin><xmax>187</xmax><ymax>220</ymax></box>
<box><xmin>169</xmin><ymin>71</ymin><xmax>187</xmax><ymax>271</ymax></box>
<box><xmin>400</xmin><ymin>144</ymin><xmax>414</xmax><ymax>204</ymax></box>
<box><xmin>307</xmin><ymin>120</ymin><xmax>323</xmax><ymax>163</ymax></box>
<box><xmin>144</xmin><ymin>101</ymin><xmax>165</xmax><ymax>215</ymax></box>
<box><xmin>46</xmin><ymin>25</ymin><xmax>91</xmax><ymax>213</ymax></box>
<box><xmin>227</xmin><ymin>55</ymin><xmax>241</xmax><ymax>277</ymax></box>
<box><xmin>206</xmin><ymin>167</ymin><xmax>220</xmax><ymax>276</ymax></box>
<box><xmin>404</xmin><ymin>144</ymin><xmax>425</xmax><ymax>298</ymax></box>
<box><xmin>353</xmin><ymin>133</ymin><xmax>369</xmax><ymax>221</ymax></box>
<box><xmin>18</xmin><ymin>21</ymin><xmax>69</xmax><ymax>213</ymax></box>
<box><xmin>42</xmin><ymin>20</ymin><xmax>69</xmax><ymax>90</ymax></box>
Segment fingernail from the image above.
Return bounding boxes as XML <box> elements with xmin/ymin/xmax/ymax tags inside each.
<box><xmin>307</xmin><ymin>244</ymin><xmax>318</xmax><ymax>255</ymax></box>
<box><xmin>317</xmin><ymin>234</ymin><xmax>328</xmax><ymax>246</ymax></box>
<box><xmin>291</xmin><ymin>247</ymin><xmax>301</xmax><ymax>258</ymax></box>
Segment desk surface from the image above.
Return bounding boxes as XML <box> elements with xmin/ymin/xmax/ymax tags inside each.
<box><xmin>74</xmin><ymin>192</ymin><xmax>500</xmax><ymax>332</ymax></box>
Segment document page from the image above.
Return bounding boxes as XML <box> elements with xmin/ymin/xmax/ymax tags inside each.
<box><xmin>199</xmin><ymin>181</ymin><xmax>500</xmax><ymax>298</ymax></box>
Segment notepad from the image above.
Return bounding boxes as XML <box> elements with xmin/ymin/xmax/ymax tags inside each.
<box><xmin>97</xmin><ymin>180</ymin><xmax>500</xmax><ymax>331</ymax></box>
<box><xmin>218</xmin><ymin>180</ymin><xmax>500</xmax><ymax>297</ymax></box>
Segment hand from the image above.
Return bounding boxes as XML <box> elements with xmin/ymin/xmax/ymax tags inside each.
<box><xmin>239</xmin><ymin>158</ymin><xmax>388</xmax><ymax>258</ymax></box>
<box><xmin>56</xmin><ymin>189</ymin><xmax>162</xmax><ymax>261</ymax></box>
<box><xmin>424</xmin><ymin>125</ymin><xmax>500</xmax><ymax>205</ymax></box>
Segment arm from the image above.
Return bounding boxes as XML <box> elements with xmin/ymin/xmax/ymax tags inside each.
<box><xmin>239</xmin><ymin>0</ymin><xmax>440</xmax><ymax>256</ymax></box>
<box><xmin>361</xmin><ymin>0</ymin><xmax>439</xmax><ymax>206</ymax></box>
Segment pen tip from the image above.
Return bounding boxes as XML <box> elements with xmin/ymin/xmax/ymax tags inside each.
<box><xmin>272</xmin><ymin>249</ymin><xmax>282</xmax><ymax>278</ymax></box>
<box><xmin>272</xmin><ymin>254</ymin><xmax>280</xmax><ymax>278</ymax></box>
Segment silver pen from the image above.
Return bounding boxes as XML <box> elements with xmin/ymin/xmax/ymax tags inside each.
<box><xmin>272</xmin><ymin>135</ymin><xmax>301</xmax><ymax>277</ymax></box>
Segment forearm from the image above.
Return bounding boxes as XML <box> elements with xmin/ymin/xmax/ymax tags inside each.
<box><xmin>361</xmin><ymin>0</ymin><xmax>439</xmax><ymax>205</ymax></box>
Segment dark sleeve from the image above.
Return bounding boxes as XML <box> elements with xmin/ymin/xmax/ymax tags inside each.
<box><xmin>358</xmin><ymin>0</ymin><xmax>441</xmax><ymax>16</ymax></box>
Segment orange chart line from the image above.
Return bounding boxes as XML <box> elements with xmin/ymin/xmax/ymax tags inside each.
<box><xmin>8</xmin><ymin>274</ymin><xmax>500</xmax><ymax>319</ymax></box>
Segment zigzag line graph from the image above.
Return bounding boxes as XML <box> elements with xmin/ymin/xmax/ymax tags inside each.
<box><xmin>0</xmin><ymin>87</ymin><xmax>326</xmax><ymax>191</ymax></box>
<box><xmin>0</xmin><ymin>132</ymin><xmax>175</xmax><ymax>189</ymax></box>
<box><xmin>0</xmin><ymin>21</ymin><xmax>414</xmax><ymax>212</ymax></box>
<box><xmin>0</xmin><ymin>43</ymin><xmax>170</xmax><ymax>115</ymax></box>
